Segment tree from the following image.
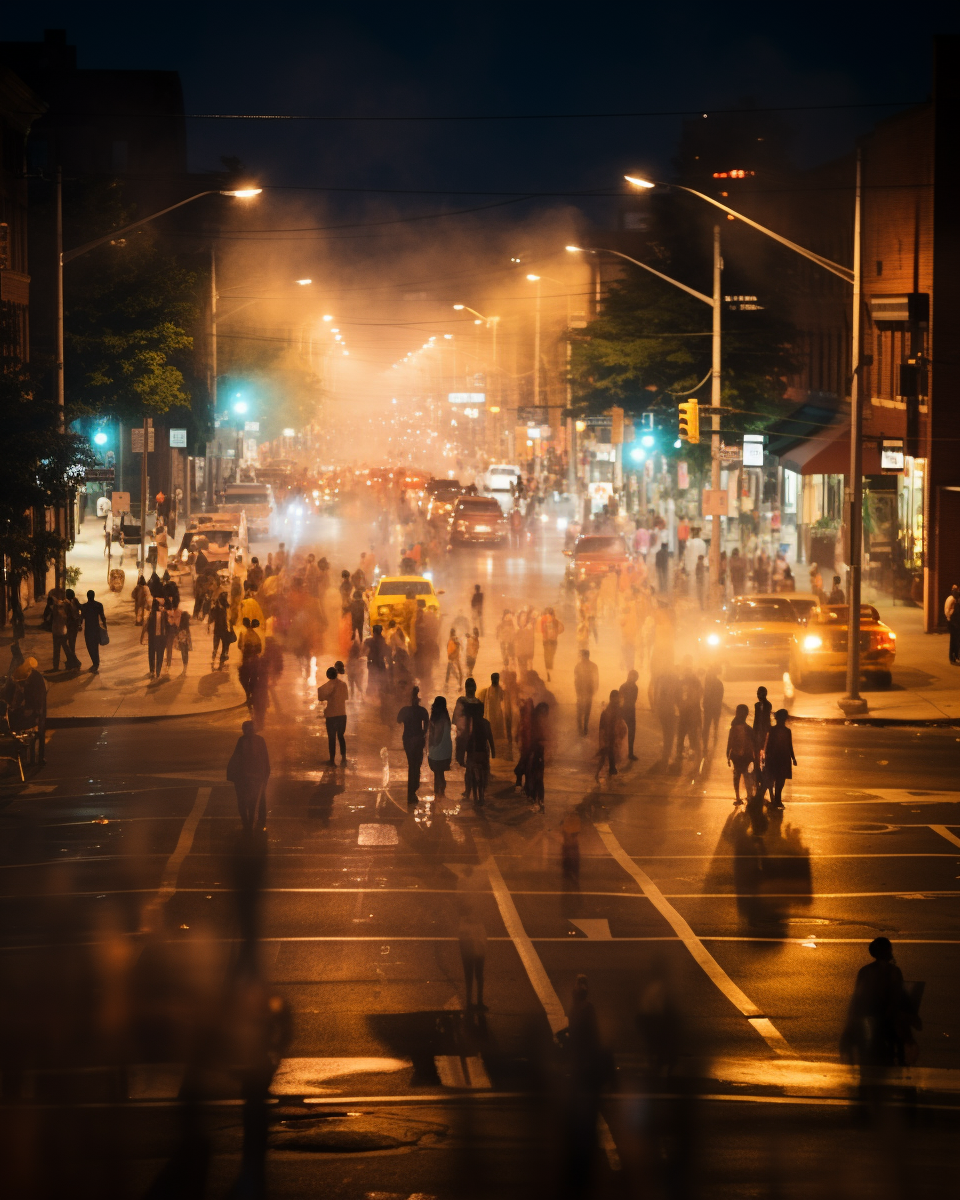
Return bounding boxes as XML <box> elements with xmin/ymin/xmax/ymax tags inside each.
<box><xmin>568</xmin><ymin>269</ymin><xmax>800</xmax><ymax>437</ymax></box>
<box><xmin>61</xmin><ymin>180</ymin><xmax>206</xmax><ymax>423</ymax></box>
<box><xmin>0</xmin><ymin>364</ymin><xmax>94</xmax><ymax>606</ymax></box>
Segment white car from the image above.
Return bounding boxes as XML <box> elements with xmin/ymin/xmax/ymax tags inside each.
<box><xmin>480</xmin><ymin>462</ymin><xmax>522</xmax><ymax>511</ymax></box>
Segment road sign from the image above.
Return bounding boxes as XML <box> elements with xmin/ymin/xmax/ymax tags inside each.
<box><xmin>244</xmin><ymin>421</ymin><xmax>260</xmax><ymax>432</ymax></box>
<box><xmin>517</xmin><ymin>406</ymin><xmax>549</xmax><ymax>424</ymax></box>
<box><xmin>111</xmin><ymin>491</ymin><xmax>130</xmax><ymax>515</ymax></box>
<box><xmin>131</xmin><ymin>427</ymin><xmax>155</xmax><ymax>453</ymax></box>
<box><xmin>449</xmin><ymin>392</ymin><xmax>485</xmax><ymax>405</ymax></box>
<box><xmin>702</xmin><ymin>487</ymin><xmax>728</xmax><ymax>517</ymax></box>
<box><xmin>743</xmin><ymin>439</ymin><xmax>764</xmax><ymax>467</ymax></box>
<box><xmin>720</xmin><ymin>443</ymin><xmax>742</xmax><ymax>464</ymax></box>
<box><xmin>169</xmin><ymin>428</ymin><xmax>187</xmax><ymax>448</ymax></box>
<box><xmin>84</xmin><ymin>467</ymin><xmax>115</xmax><ymax>482</ymax></box>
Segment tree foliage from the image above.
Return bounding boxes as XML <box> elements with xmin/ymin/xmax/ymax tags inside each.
<box><xmin>62</xmin><ymin>180</ymin><xmax>205</xmax><ymax>422</ymax></box>
<box><xmin>0</xmin><ymin>365</ymin><xmax>95</xmax><ymax>583</ymax></box>
<box><xmin>568</xmin><ymin>269</ymin><xmax>800</xmax><ymax>433</ymax></box>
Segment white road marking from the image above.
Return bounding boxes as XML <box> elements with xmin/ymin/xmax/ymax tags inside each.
<box><xmin>358</xmin><ymin>824</ymin><xmax>399</xmax><ymax>846</ymax></box>
<box><xmin>595</xmin><ymin>822</ymin><xmax>794</xmax><ymax>1058</ymax></box>
<box><xmin>139</xmin><ymin>787</ymin><xmax>211</xmax><ymax>934</ymax></box>
<box><xmin>474</xmin><ymin>833</ymin><xmax>568</xmax><ymax>1035</ymax></box>
<box><xmin>930</xmin><ymin>825</ymin><xmax>960</xmax><ymax>850</ymax></box>
<box><xmin>570</xmin><ymin>919</ymin><xmax>613</xmax><ymax>940</ymax></box>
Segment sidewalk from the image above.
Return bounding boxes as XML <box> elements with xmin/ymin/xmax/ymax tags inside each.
<box><xmin>717</xmin><ymin>602</ymin><xmax>960</xmax><ymax>724</ymax></box>
<box><xmin>1</xmin><ymin>517</ymin><xmax>246</xmax><ymax>724</ymax></box>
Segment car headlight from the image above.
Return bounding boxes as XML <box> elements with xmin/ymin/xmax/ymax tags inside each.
<box><xmin>706</xmin><ymin>633</ymin><xmax>721</xmax><ymax>647</ymax></box>
<box><xmin>456</xmin><ymin>520</ymin><xmax>468</xmax><ymax>531</ymax></box>
<box><xmin>803</xmin><ymin>634</ymin><xmax>823</xmax><ymax>651</ymax></box>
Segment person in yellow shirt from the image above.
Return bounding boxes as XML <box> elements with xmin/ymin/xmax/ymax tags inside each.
<box><xmin>445</xmin><ymin>628</ymin><xmax>463</xmax><ymax>690</ymax></box>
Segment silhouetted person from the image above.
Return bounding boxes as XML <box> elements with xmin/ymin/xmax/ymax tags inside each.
<box><xmin>726</xmin><ymin>704</ymin><xmax>756</xmax><ymax>806</ymax></box>
<box><xmin>752</xmin><ymin>685</ymin><xmax>772</xmax><ymax>754</ymax></box>
<box><xmin>840</xmin><ymin>937</ymin><xmax>921</xmax><ymax>1073</ymax></box>
<box><xmin>457</xmin><ymin>865</ymin><xmax>488</xmax><ymax>1010</ymax></box>
<box><xmin>397</xmin><ymin>685</ymin><xmax>428</xmax><ymax>802</ymax></box>
<box><xmin>651</xmin><ymin>667</ymin><xmax>679</xmax><ymax>767</ymax></box>
<box><xmin>758</xmin><ymin>707</ymin><xmax>796</xmax><ymax>809</ymax></box>
<box><xmin>619</xmin><ymin>669</ymin><xmax>639</xmax><ymax>760</ymax></box>
<box><xmin>573</xmin><ymin>649</ymin><xmax>599</xmax><ymax>736</ymax></box>
<box><xmin>317</xmin><ymin>665</ymin><xmax>349</xmax><ymax>764</ymax></box>
<box><xmin>80</xmin><ymin>588</ymin><xmax>107</xmax><ymax>673</ymax></box>
<box><xmin>227</xmin><ymin>721</ymin><xmax>271</xmax><ymax>833</ymax></box>
<box><xmin>701</xmin><ymin>664</ymin><xmax>724</xmax><ymax>747</ymax></box>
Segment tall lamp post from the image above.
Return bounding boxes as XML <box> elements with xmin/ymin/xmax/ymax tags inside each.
<box><xmin>453</xmin><ymin>304</ymin><xmax>500</xmax><ymax>455</ymax></box>
<box><xmin>56</xmin><ymin>184</ymin><xmax>261</xmax><ymax>575</ymax></box>
<box><xmin>567</xmin><ymin>241</ymin><xmax>722</xmax><ymax>600</ymax></box>
<box><xmin>626</xmin><ymin>171</ymin><xmax>865</xmax><ymax>714</ymax></box>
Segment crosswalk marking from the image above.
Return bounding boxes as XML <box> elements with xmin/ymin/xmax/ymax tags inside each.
<box><xmin>595</xmin><ymin>822</ymin><xmax>794</xmax><ymax>1058</ymax></box>
<box><xmin>139</xmin><ymin>786</ymin><xmax>211</xmax><ymax>934</ymax></box>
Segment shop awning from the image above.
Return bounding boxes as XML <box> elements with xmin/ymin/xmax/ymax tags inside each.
<box><xmin>762</xmin><ymin>395</ymin><xmax>881</xmax><ymax>476</ymax></box>
<box><xmin>793</xmin><ymin>422</ymin><xmax>882</xmax><ymax>476</ymax></box>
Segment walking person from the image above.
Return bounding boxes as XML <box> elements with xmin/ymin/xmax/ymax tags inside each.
<box><xmin>63</xmin><ymin>589</ymin><xmax>83</xmax><ymax>669</ymax></box>
<box><xmin>618</xmin><ymin>669</ymin><xmax>639</xmax><ymax>761</ymax></box>
<box><xmin>457</xmin><ymin>865</ymin><xmax>488</xmax><ymax>1010</ymax></box>
<box><xmin>132</xmin><ymin>574</ymin><xmax>150</xmax><ymax>625</ymax></box>
<box><xmin>694</xmin><ymin>554</ymin><xmax>707</xmax><ymax>610</ymax></box>
<box><xmin>317</xmin><ymin>665</ymin><xmax>349</xmax><ymax>765</ymax></box>
<box><xmin>515</xmin><ymin>610</ymin><xmax>535</xmax><ymax>676</ymax></box>
<box><xmin>523</xmin><ymin>702</ymin><xmax>548</xmax><ymax>811</ymax></box>
<box><xmin>729</xmin><ymin>547</ymin><xmax>746</xmax><ymax>595</ymax></box>
<box><xmin>725</xmin><ymin>704</ymin><xmax>756</xmax><ymax>806</ymax></box>
<box><xmin>651</xmin><ymin>666</ymin><xmax>679</xmax><ymax>768</ymax></box>
<box><xmin>397</xmin><ymin>685</ymin><xmax>429</xmax><ymax>802</ymax></box>
<box><xmin>701</xmin><ymin>664</ymin><xmax>724</xmax><ymax>748</ymax></box>
<box><xmin>175</xmin><ymin>611</ymin><xmax>193</xmax><ymax>672</ymax></box>
<box><xmin>465</xmin><ymin>627</ymin><xmax>480</xmax><ymax>677</ymax></box>
<box><xmin>840</xmin><ymin>937</ymin><xmax>922</xmax><ymax>1076</ymax></box>
<box><xmin>463</xmin><ymin>704</ymin><xmax>495</xmax><ymax>807</ymax></box>
<box><xmin>496</xmin><ymin>610</ymin><xmax>517</xmax><ymax>668</ymax></box>
<box><xmin>444</xmin><ymin>627</ymin><xmax>463</xmax><ymax>691</ymax></box>
<box><xmin>946</xmin><ymin>584</ymin><xmax>960</xmax><ymax>665</ymax></box>
<box><xmin>163</xmin><ymin>597</ymin><xmax>181</xmax><ymax>671</ymax></box>
<box><xmin>573</xmin><ymin>649</ymin><xmax>599</xmax><ymax>736</ymax></box>
<box><xmin>595</xmin><ymin>690</ymin><xmax>625</xmax><ymax>782</ymax></box>
<box><xmin>470</xmin><ymin>583</ymin><xmax>485</xmax><ymax>635</ymax></box>
<box><xmin>828</xmin><ymin>574</ymin><xmax>845</xmax><ymax>604</ymax></box>
<box><xmin>758</xmin><ymin>708</ymin><xmax>796</xmax><ymax>809</ymax></box>
<box><xmin>538</xmin><ymin>607</ymin><xmax>564</xmax><ymax>682</ymax></box>
<box><xmin>49</xmin><ymin>592</ymin><xmax>70</xmax><ymax>671</ymax></box>
<box><xmin>427</xmin><ymin>695</ymin><xmax>452</xmax><ymax>796</ymax></box>
<box><xmin>79</xmin><ymin>589</ymin><xmax>108</xmax><ymax>674</ymax></box>
<box><xmin>673</xmin><ymin>658</ymin><xmax>702</xmax><ymax>767</ymax></box>
<box><xmin>140</xmin><ymin>598</ymin><xmax>167</xmax><ymax>680</ymax></box>
<box><xmin>655</xmin><ymin>539</ymin><xmax>669</xmax><ymax>593</ymax></box>
<box><xmin>753</xmin><ymin>685</ymin><xmax>772</xmax><ymax>755</ymax></box>
<box><xmin>209</xmin><ymin>593</ymin><xmax>233</xmax><ymax>671</ymax></box>
<box><xmin>479</xmin><ymin>672</ymin><xmax>511</xmax><ymax>750</ymax></box>
<box><xmin>227</xmin><ymin>720</ymin><xmax>271</xmax><ymax>833</ymax></box>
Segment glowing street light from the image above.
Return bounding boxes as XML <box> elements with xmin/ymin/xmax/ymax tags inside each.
<box><xmin>623</xmin><ymin>175</ymin><xmax>655</xmax><ymax>189</ymax></box>
<box><xmin>322</xmin><ymin>314</ymin><xmax>334</xmax><ymax>321</ymax></box>
<box><xmin>93</xmin><ymin>431</ymin><xmax>108</xmax><ymax>446</ymax></box>
<box><xmin>222</xmin><ymin>187</ymin><xmax>263</xmax><ymax>198</ymax></box>
<box><xmin>295</xmin><ymin>278</ymin><xmax>312</xmax><ymax>285</ymax></box>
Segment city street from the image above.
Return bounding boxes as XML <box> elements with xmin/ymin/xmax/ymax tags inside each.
<box><xmin>3</xmin><ymin>513</ymin><xmax>959</xmax><ymax>1198</ymax></box>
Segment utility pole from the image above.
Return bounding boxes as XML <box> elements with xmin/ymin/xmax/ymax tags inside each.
<box><xmin>54</xmin><ymin>167</ymin><xmax>65</xmax><ymax>590</ymax></box>
<box><xmin>840</xmin><ymin>151</ymin><xmax>867</xmax><ymax>714</ymax></box>
<box><xmin>710</xmin><ymin>225</ymin><xmax>722</xmax><ymax>605</ymax></box>
<box><xmin>139</xmin><ymin>417</ymin><xmax>152</xmax><ymax>575</ymax></box>
<box><xmin>209</xmin><ymin>245</ymin><xmax>218</xmax><ymax>509</ymax></box>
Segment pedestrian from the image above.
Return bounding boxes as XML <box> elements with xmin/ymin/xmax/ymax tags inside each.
<box><xmin>496</xmin><ymin>610</ymin><xmax>517</xmax><ymax>668</ymax></box>
<box><xmin>651</xmin><ymin>666</ymin><xmax>679</xmax><ymax>767</ymax></box>
<box><xmin>538</xmin><ymin>607</ymin><xmax>564</xmax><ymax>682</ymax></box>
<box><xmin>247</xmin><ymin>556</ymin><xmax>264</xmax><ymax>593</ymax></box>
<box><xmin>753</xmin><ymin>685</ymin><xmax>772</xmax><ymax>754</ymax></box>
<box><xmin>523</xmin><ymin>701</ymin><xmax>548</xmax><ymax>811</ymax></box>
<box><xmin>176</xmin><ymin>611</ymin><xmax>193</xmax><ymax>672</ymax></box>
<box><xmin>227</xmin><ymin>720</ymin><xmax>271</xmax><ymax>833</ymax></box>
<box><xmin>317</xmin><ymin>665</ymin><xmax>349</xmax><ymax>764</ymax></box>
<box><xmin>695</xmin><ymin>554</ymin><xmax>707</xmax><ymax>610</ymax></box>
<box><xmin>618</xmin><ymin>669</ymin><xmax>639</xmax><ymax>761</ymax></box>
<box><xmin>62</xmin><ymin>589</ymin><xmax>83</xmax><ymax>669</ymax></box>
<box><xmin>470</xmin><ymin>583</ymin><xmax>485</xmax><ymax>635</ymax></box>
<box><xmin>676</xmin><ymin>515</ymin><xmax>690</xmax><ymax>567</ymax></box>
<box><xmin>457</xmin><ymin>865</ymin><xmax>488</xmax><ymax>1010</ymax></box>
<box><xmin>349</xmin><ymin>589</ymin><xmax>366</xmax><ymax>641</ymax></box>
<box><xmin>140</xmin><ymin>598</ymin><xmax>167</xmax><ymax>679</ymax></box>
<box><xmin>49</xmin><ymin>591</ymin><xmax>70</xmax><ymax>671</ymax></box>
<box><xmin>453</xmin><ymin>678</ymin><xmax>484</xmax><ymax>769</ymax></box>
<box><xmin>163</xmin><ymin>597</ymin><xmax>181</xmax><ymax>671</ymax></box>
<box><xmin>362</xmin><ymin>623</ymin><xmax>389</xmax><ymax>703</ymax></box>
<box><xmin>595</xmin><ymin>690</ymin><xmax>625</xmax><ymax>782</ymax></box>
<box><xmin>427</xmin><ymin>695</ymin><xmax>452</xmax><ymax>795</ymax></box>
<box><xmin>673</xmin><ymin>657</ymin><xmax>702</xmax><ymax>766</ymax></box>
<box><xmin>155</xmin><ymin>525</ymin><xmax>168</xmax><ymax>573</ymax></box>
<box><xmin>346</xmin><ymin>632</ymin><xmax>366</xmax><ymax>700</ymax></box>
<box><xmin>946</xmin><ymin>584</ymin><xmax>960</xmax><ymax>665</ymax></box>
<box><xmin>828</xmin><ymin>574</ymin><xmax>845</xmax><ymax>604</ymax></box>
<box><xmin>445</xmin><ymin>627</ymin><xmax>463</xmax><ymax>690</ymax></box>
<box><xmin>701</xmin><ymin>664</ymin><xmax>724</xmax><ymax>748</ymax></box>
<box><xmin>758</xmin><ymin>708</ymin><xmax>796</xmax><ymax>809</ymax></box>
<box><xmin>339</xmin><ymin>569</ymin><xmax>352</xmax><ymax>612</ymax></box>
<box><xmin>79</xmin><ymin>589</ymin><xmax>108</xmax><ymax>674</ymax></box>
<box><xmin>479</xmin><ymin>671</ymin><xmax>511</xmax><ymax>749</ymax></box>
<box><xmin>397</xmin><ymin>685</ymin><xmax>429</xmax><ymax>801</ymax></box>
<box><xmin>132</xmin><ymin>574</ymin><xmax>150</xmax><ymax>625</ymax></box>
<box><xmin>209</xmin><ymin>593</ymin><xmax>234</xmax><ymax>670</ymax></box>
<box><xmin>4</xmin><ymin>656</ymin><xmax>48</xmax><ymax>765</ymax></box>
<box><xmin>725</xmin><ymin>704</ymin><xmax>756</xmax><ymax>806</ymax></box>
<box><xmin>655</xmin><ymin>540</ymin><xmax>669</xmax><ymax>593</ymax></box>
<box><xmin>729</xmin><ymin>547</ymin><xmax>746</xmax><ymax>595</ymax></box>
<box><xmin>465</xmin><ymin>627</ymin><xmax>480</xmax><ymax>676</ymax></box>
<box><xmin>840</xmin><ymin>937</ymin><xmax>922</xmax><ymax>1074</ymax></box>
<box><xmin>515</xmin><ymin>610</ymin><xmax>535</xmax><ymax>676</ymax></box>
<box><xmin>573</xmin><ymin>649</ymin><xmax>599</xmax><ymax>736</ymax></box>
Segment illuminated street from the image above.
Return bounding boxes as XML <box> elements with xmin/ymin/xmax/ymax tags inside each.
<box><xmin>3</xmin><ymin>8</ymin><xmax>960</xmax><ymax>1199</ymax></box>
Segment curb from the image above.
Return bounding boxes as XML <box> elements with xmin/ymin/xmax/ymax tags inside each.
<box><xmin>45</xmin><ymin>698</ymin><xmax>248</xmax><ymax>728</ymax></box>
<box><xmin>785</xmin><ymin>714</ymin><xmax>960</xmax><ymax>728</ymax></box>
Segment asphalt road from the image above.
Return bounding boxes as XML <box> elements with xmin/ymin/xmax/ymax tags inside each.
<box><xmin>2</xmin><ymin>507</ymin><xmax>959</xmax><ymax>1199</ymax></box>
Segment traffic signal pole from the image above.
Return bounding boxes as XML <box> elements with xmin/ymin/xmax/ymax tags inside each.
<box><xmin>710</xmin><ymin>225</ymin><xmax>722</xmax><ymax>607</ymax></box>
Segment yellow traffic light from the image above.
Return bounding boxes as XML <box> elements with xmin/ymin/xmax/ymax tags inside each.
<box><xmin>678</xmin><ymin>399</ymin><xmax>700</xmax><ymax>444</ymax></box>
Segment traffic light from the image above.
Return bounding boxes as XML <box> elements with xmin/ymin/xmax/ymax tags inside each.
<box><xmin>678</xmin><ymin>399</ymin><xmax>700</xmax><ymax>444</ymax></box>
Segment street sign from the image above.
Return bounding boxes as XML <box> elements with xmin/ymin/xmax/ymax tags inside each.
<box><xmin>111</xmin><ymin>491</ymin><xmax>130</xmax><ymax>515</ymax></box>
<box><xmin>720</xmin><ymin>443</ymin><xmax>742</xmax><ymax>464</ymax></box>
<box><xmin>881</xmin><ymin>439</ymin><xmax>905</xmax><ymax>474</ymax></box>
<box><xmin>169</xmin><ymin>428</ymin><xmax>187</xmax><ymax>448</ymax></box>
<box><xmin>743</xmin><ymin>436</ymin><xmax>764</xmax><ymax>467</ymax></box>
<box><xmin>702</xmin><ymin>488</ymin><xmax>728</xmax><ymax>517</ymax></box>
<box><xmin>130</xmin><ymin>427</ymin><xmax>155</xmax><ymax>453</ymax></box>
<box><xmin>244</xmin><ymin>421</ymin><xmax>260</xmax><ymax>432</ymax></box>
<box><xmin>448</xmin><ymin>392</ymin><xmax>485</xmax><ymax>405</ymax></box>
<box><xmin>517</xmin><ymin>406</ymin><xmax>549</xmax><ymax>424</ymax></box>
<box><xmin>84</xmin><ymin>467</ymin><xmax>115</xmax><ymax>482</ymax></box>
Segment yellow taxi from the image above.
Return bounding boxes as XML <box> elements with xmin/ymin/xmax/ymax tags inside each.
<box><xmin>367</xmin><ymin>575</ymin><xmax>444</xmax><ymax>626</ymax></box>
<box><xmin>789</xmin><ymin>603</ymin><xmax>896</xmax><ymax>688</ymax></box>
<box><xmin>699</xmin><ymin>593</ymin><xmax>809</xmax><ymax>672</ymax></box>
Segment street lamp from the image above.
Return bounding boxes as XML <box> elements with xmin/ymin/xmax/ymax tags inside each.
<box><xmin>626</xmin><ymin>168</ymin><xmax>866</xmax><ymax>713</ymax></box>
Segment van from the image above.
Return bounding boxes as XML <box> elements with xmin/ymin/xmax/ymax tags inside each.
<box><xmin>218</xmin><ymin>482</ymin><xmax>273</xmax><ymax>537</ymax></box>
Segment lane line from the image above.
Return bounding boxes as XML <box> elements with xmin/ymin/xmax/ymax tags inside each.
<box><xmin>930</xmin><ymin>825</ymin><xmax>960</xmax><ymax>850</ymax></box>
<box><xmin>474</xmin><ymin>832</ymin><xmax>620</xmax><ymax>1170</ymax></box>
<box><xmin>595</xmin><ymin>822</ymin><xmax>794</xmax><ymax>1058</ymax></box>
<box><xmin>139</xmin><ymin>787</ymin><xmax>211</xmax><ymax>934</ymax></box>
